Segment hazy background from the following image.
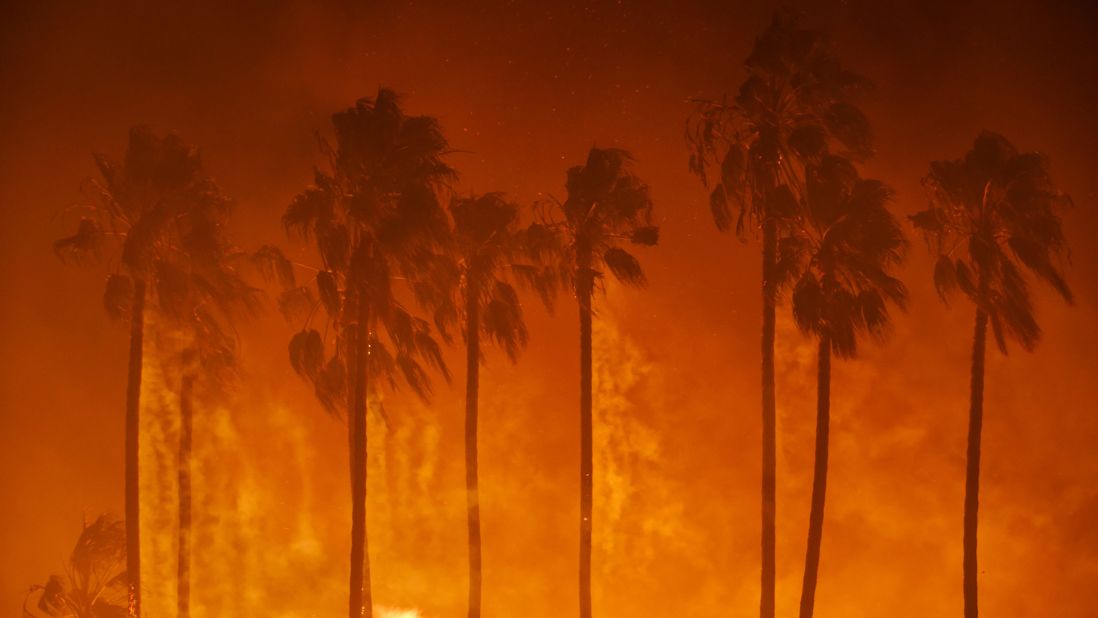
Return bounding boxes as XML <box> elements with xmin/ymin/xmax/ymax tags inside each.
<box><xmin>1</xmin><ymin>1</ymin><xmax>1096</xmax><ymax>616</ymax></box>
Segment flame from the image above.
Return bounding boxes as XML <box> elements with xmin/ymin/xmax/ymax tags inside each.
<box><xmin>593</xmin><ymin>314</ymin><xmax>692</xmax><ymax>573</ymax></box>
<box><xmin>376</xmin><ymin>608</ymin><xmax>423</xmax><ymax>618</ymax></box>
<box><xmin>136</xmin><ymin>314</ymin><xmax>453</xmax><ymax>615</ymax></box>
<box><xmin>118</xmin><ymin>294</ymin><xmax>1094</xmax><ymax>617</ymax></box>
<box><xmin>138</xmin><ymin>316</ymin><xmax>343</xmax><ymax>615</ymax></box>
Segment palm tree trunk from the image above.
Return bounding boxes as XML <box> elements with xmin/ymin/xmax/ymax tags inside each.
<box><xmin>125</xmin><ymin>277</ymin><xmax>146</xmax><ymax>618</ymax></box>
<box><xmin>177</xmin><ymin>373</ymin><xmax>194</xmax><ymax>618</ymax></box>
<box><xmin>760</xmin><ymin>217</ymin><xmax>777</xmax><ymax>618</ymax></box>
<box><xmin>578</xmin><ymin>257</ymin><xmax>594</xmax><ymax>618</ymax></box>
<box><xmin>349</xmin><ymin>294</ymin><xmax>373</xmax><ymax>618</ymax></box>
<box><xmin>964</xmin><ymin>308</ymin><xmax>987</xmax><ymax>618</ymax></box>
<box><xmin>464</xmin><ymin>282</ymin><xmax>483</xmax><ymax>618</ymax></box>
<box><xmin>799</xmin><ymin>334</ymin><xmax>831</xmax><ymax>618</ymax></box>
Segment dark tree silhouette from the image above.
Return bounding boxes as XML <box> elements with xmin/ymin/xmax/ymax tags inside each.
<box><xmin>538</xmin><ymin>147</ymin><xmax>658</xmax><ymax>618</ymax></box>
<box><xmin>55</xmin><ymin>127</ymin><xmax>231</xmax><ymax>618</ymax></box>
<box><xmin>431</xmin><ymin>192</ymin><xmax>558</xmax><ymax>618</ymax></box>
<box><xmin>911</xmin><ymin>132</ymin><xmax>1073</xmax><ymax>618</ymax></box>
<box><xmin>24</xmin><ymin>514</ymin><xmax>127</xmax><ymax>618</ymax></box>
<box><xmin>148</xmin><ymin>189</ymin><xmax>259</xmax><ymax>618</ymax></box>
<box><xmin>686</xmin><ymin>12</ymin><xmax>872</xmax><ymax>615</ymax></box>
<box><xmin>780</xmin><ymin>155</ymin><xmax>906</xmax><ymax>618</ymax></box>
<box><xmin>261</xmin><ymin>88</ymin><xmax>453</xmax><ymax>618</ymax></box>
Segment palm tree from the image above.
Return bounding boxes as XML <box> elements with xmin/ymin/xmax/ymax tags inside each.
<box><xmin>538</xmin><ymin>147</ymin><xmax>657</xmax><ymax>618</ymax></box>
<box><xmin>263</xmin><ymin>88</ymin><xmax>453</xmax><ymax>618</ymax></box>
<box><xmin>436</xmin><ymin>192</ymin><xmax>562</xmax><ymax>618</ymax></box>
<box><xmin>55</xmin><ymin>127</ymin><xmax>229</xmax><ymax>618</ymax></box>
<box><xmin>911</xmin><ymin>132</ymin><xmax>1073</xmax><ymax>618</ymax></box>
<box><xmin>780</xmin><ymin>155</ymin><xmax>906</xmax><ymax>618</ymax></box>
<box><xmin>150</xmin><ymin>193</ymin><xmax>259</xmax><ymax>618</ymax></box>
<box><xmin>24</xmin><ymin>514</ymin><xmax>127</xmax><ymax>618</ymax></box>
<box><xmin>685</xmin><ymin>13</ymin><xmax>872</xmax><ymax>615</ymax></box>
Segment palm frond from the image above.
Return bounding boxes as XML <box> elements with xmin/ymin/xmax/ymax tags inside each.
<box><xmin>824</xmin><ymin>102</ymin><xmax>872</xmax><ymax>160</ymax></box>
<box><xmin>709</xmin><ymin>185</ymin><xmax>733</xmax><ymax>232</ymax></box>
<box><xmin>53</xmin><ymin>218</ymin><xmax>102</xmax><ymax>263</ymax></box>
<box><xmin>792</xmin><ymin>272</ymin><xmax>823</xmax><ymax>335</ymax></box>
<box><xmin>483</xmin><ymin>281</ymin><xmax>528</xmax><ymax>362</ymax></box>
<box><xmin>316</xmin><ymin>270</ymin><xmax>341</xmax><ymax>319</ymax></box>
<box><xmin>288</xmin><ymin>329</ymin><xmax>324</xmax><ymax>380</ymax></box>
<box><xmin>29</xmin><ymin>515</ymin><xmax>127</xmax><ymax>618</ymax></box>
<box><xmin>933</xmin><ymin>255</ymin><xmax>958</xmax><ymax>302</ymax></box>
<box><xmin>630</xmin><ymin>225</ymin><xmax>660</xmax><ymax>246</ymax></box>
<box><xmin>314</xmin><ymin>355</ymin><xmax>347</xmax><ymax>415</ymax></box>
<box><xmin>603</xmin><ymin>247</ymin><xmax>647</xmax><ymax>287</ymax></box>
<box><xmin>251</xmin><ymin>245</ymin><xmax>296</xmax><ymax>289</ymax></box>
<box><xmin>284</xmin><ymin>171</ymin><xmax>337</xmax><ymax>238</ymax></box>
<box><xmin>278</xmin><ymin>286</ymin><xmax>315</xmax><ymax>323</ymax></box>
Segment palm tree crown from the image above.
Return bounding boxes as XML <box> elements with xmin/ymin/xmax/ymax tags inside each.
<box><xmin>268</xmin><ymin>87</ymin><xmax>455</xmax><ymax>409</ymax></box>
<box><xmin>686</xmin><ymin>9</ymin><xmax>872</xmax><ymax>239</ymax></box>
<box><xmin>912</xmin><ymin>131</ymin><xmax>1073</xmax><ymax>352</ymax></box>
<box><xmin>788</xmin><ymin>155</ymin><xmax>908</xmax><ymax>355</ymax></box>
<box><xmin>550</xmin><ymin>147</ymin><xmax>659</xmax><ymax>289</ymax></box>
<box><xmin>56</xmin><ymin>127</ymin><xmax>237</xmax><ymax>312</ymax></box>
<box><xmin>25</xmin><ymin>515</ymin><xmax>127</xmax><ymax>618</ymax></box>
<box><xmin>445</xmin><ymin>192</ymin><xmax>536</xmax><ymax>359</ymax></box>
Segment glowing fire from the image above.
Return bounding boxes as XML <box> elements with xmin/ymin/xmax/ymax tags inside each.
<box><xmin>377</xmin><ymin>608</ymin><xmax>423</xmax><ymax>618</ymax></box>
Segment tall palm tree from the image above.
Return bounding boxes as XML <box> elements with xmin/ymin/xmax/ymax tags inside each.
<box><xmin>449</xmin><ymin>194</ymin><xmax>524</xmax><ymax>618</ymax></box>
<box><xmin>264</xmin><ymin>88</ymin><xmax>453</xmax><ymax>618</ymax></box>
<box><xmin>150</xmin><ymin>193</ymin><xmax>259</xmax><ymax>618</ymax></box>
<box><xmin>781</xmin><ymin>155</ymin><xmax>906</xmax><ymax>618</ymax></box>
<box><xmin>25</xmin><ymin>515</ymin><xmax>128</xmax><ymax>618</ymax></box>
<box><xmin>911</xmin><ymin>132</ymin><xmax>1073</xmax><ymax>618</ymax></box>
<box><xmin>436</xmin><ymin>192</ymin><xmax>562</xmax><ymax>618</ymax></box>
<box><xmin>55</xmin><ymin>127</ymin><xmax>229</xmax><ymax>618</ymax></box>
<box><xmin>685</xmin><ymin>13</ymin><xmax>872</xmax><ymax>615</ymax></box>
<box><xmin>539</xmin><ymin>147</ymin><xmax>658</xmax><ymax>618</ymax></box>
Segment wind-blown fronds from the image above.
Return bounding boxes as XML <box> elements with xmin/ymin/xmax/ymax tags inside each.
<box><xmin>789</xmin><ymin>154</ymin><xmax>907</xmax><ymax>358</ymax></box>
<box><xmin>686</xmin><ymin>9</ymin><xmax>872</xmax><ymax>243</ymax></box>
<box><xmin>541</xmin><ymin>147</ymin><xmax>658</xmax><ymax>295</ymax></box>
<box><xmin>25</xmin><ymin>515</ymin><xmax>127</xmax><ymax>618</ymax></box>
<box><xmin>56</xmin><ymin>126</ymin><xmax>256</xmax><ymax>333</ymax></box>
<box><xmin>279</xmin><ymin>87</ymin><xmax>457</xmax><ymax>414</ymax></box>
<box><xmin>912</xmin><ymin>131</ymin><xmax>1073</xmax><ymax>353</ymax></box>
<box><xmin>441</xmin><ymin>192</ymin><xmax>555</xmax><ymax>365</ymax></box>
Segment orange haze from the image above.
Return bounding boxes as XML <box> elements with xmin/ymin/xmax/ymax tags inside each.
<box><xmin>1</xmin><ymin>1</ymin><xmax>1097</xmax><ymax>616</ymax></box>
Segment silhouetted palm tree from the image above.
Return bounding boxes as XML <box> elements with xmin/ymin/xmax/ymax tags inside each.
<box><xmin>686</xmin><ymin>12</ymin><xmax>872</xmax><ymax>615</ymax></box>
<box><xmin>150</xmin><ymin>193</ymin><xmax>259</xmax><ymax>618</ymax></box>
<box><xmin>539</xmin><ymin>147</ymin><xmax>657</xmax><ymax>618</ymax></box>
<box><xmin>781</xmin><ymin>155</ymin><xmax>906</xmax><ymax>618</ymax></box>
<box><xmin>24</xmin><ymin>514</ymin><xmax>127</xmax><ymax>618</ymax></box>
<box><xmin>433</xmin><ymin>192</ymin><xmax>562</xmax><ymax>618</ymax></box>
<box><xmin>55</xmin><ymin>127</ymin><xmax>230</xmax><ymax>618</ymax></box>
<box><xmin>263</xmin><ymin>88</ymin><xmax>453</xmax><ymax>618</ymax></box>
<box><xmin>911</xmin><ymin>132</ymin><xmax>1073</xmax><ymax>618</ymax></box>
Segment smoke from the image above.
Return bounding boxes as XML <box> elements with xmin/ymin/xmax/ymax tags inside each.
<box><xmin>136</xmin><ymin>310</ymin><xmax>459</xmax><ymax>616</ymax></box>
<box><xmin>592</xmin><ymin>314</ymin><xmax>690</xmax><ymax>569</ymax></box>
<box><xmin>4</xmin><ymin>1</ymin><xmax>1098</xmax><ymax>615</ymax></box>
<box><xmin>138</xmin><ymin>315</ymin><xmax>345</xmax><ymax>616</ymax></box>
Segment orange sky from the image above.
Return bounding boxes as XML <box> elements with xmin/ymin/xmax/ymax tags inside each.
<box><xmin>1</xmin><ymin>1</ymin><xmax>1096</xmax><ymax>616</ymax></box>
